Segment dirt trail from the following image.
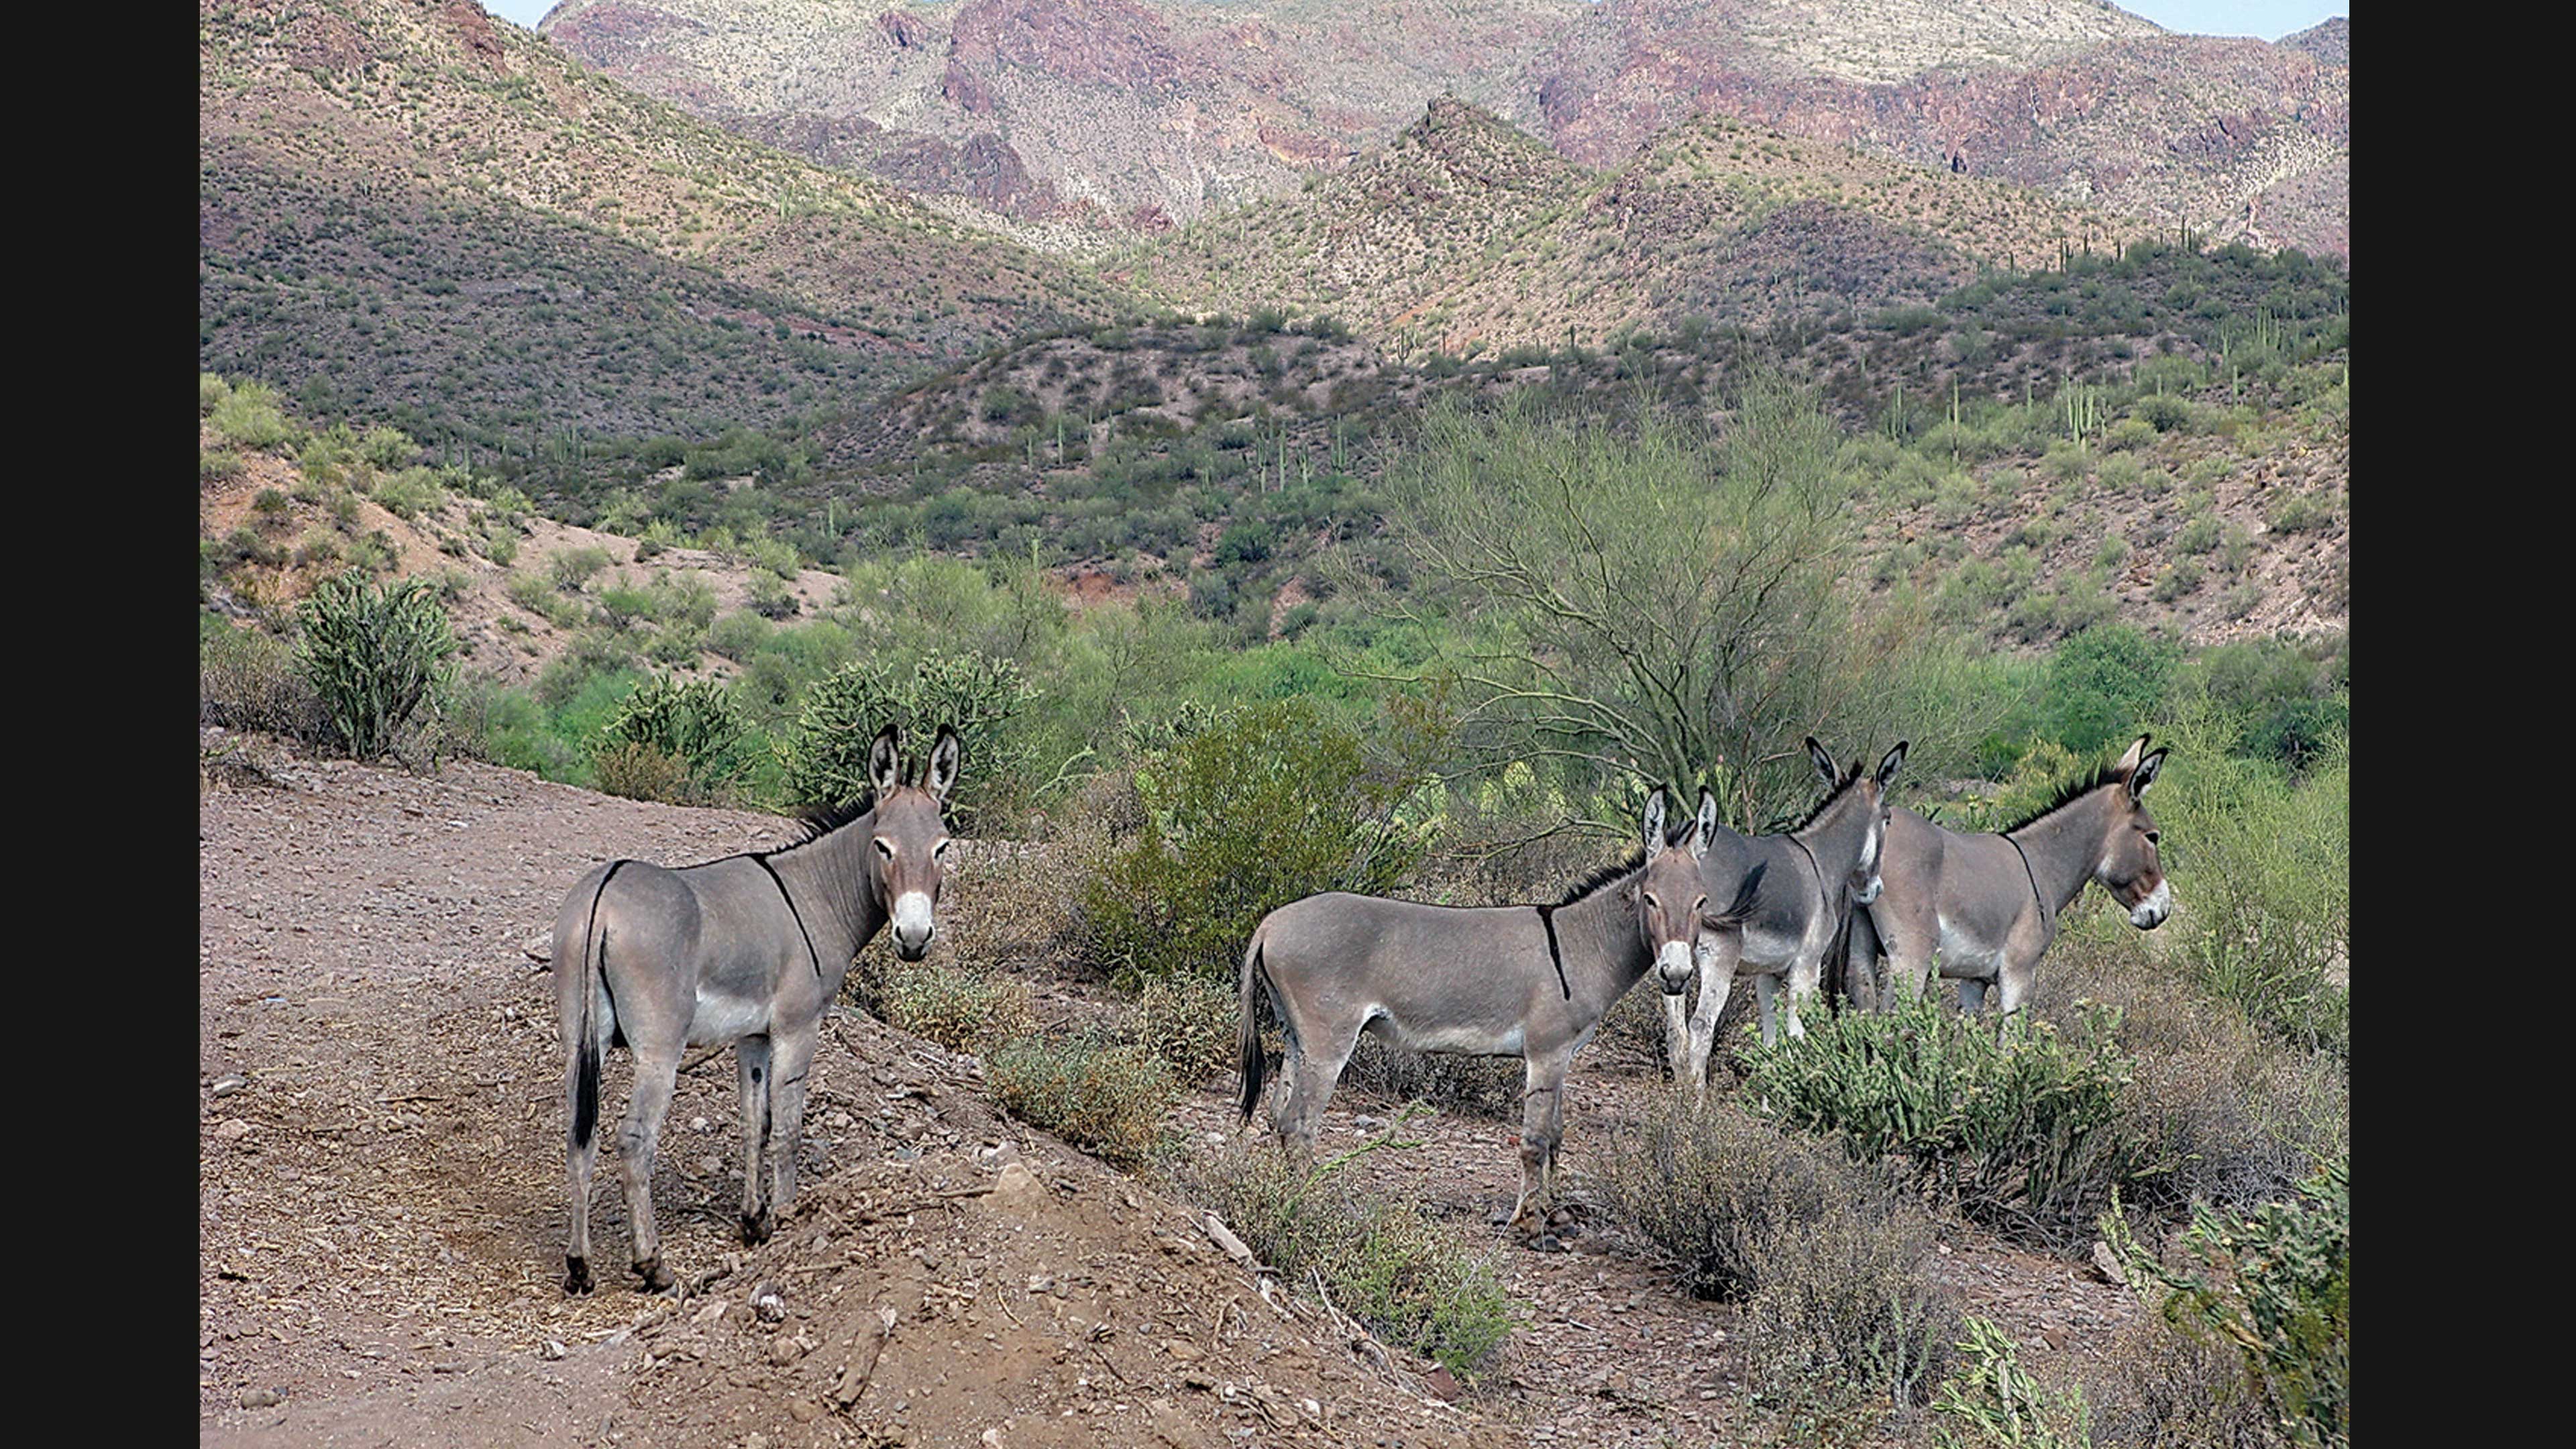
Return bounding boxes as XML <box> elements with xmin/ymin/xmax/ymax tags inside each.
<box><xmin>199</xmin><ymin>732</ymin><xmax>2128</xmax><ymax>1447</ymax></box>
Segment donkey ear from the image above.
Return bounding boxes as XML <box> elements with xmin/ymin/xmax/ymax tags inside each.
<box><xmin>867</xmin><ymin>724</ymin><xmax>904</xmax><ymax>795</ymax></box>
<box><xmin>2129</xmin><ymin>747</ymin><xmax>2168</xmax><ymax>799</ymax></box>
<box><xmin>1692</xmin><ymin>787</ymin><xmax>1719</xmax><ymax>860</ymax></box>
<box><xmin>1876</xmin><ymin>741</ymin><xmax>1909</xmax><ymax>789</ymax></box>
<box><xmin>1642</xmin><ymin>788</ymin><xmax>1670</xmax><ymax>859</ymax></box>
<box><xmin>924</xmin><ymin>725</ymin><xmax>963</xmax><ymax>803</ymax></box>
<box><xmin>2114</xmin><ymin>734</ymin><xmax>2151</xmax><ymax>773</ymax></box>
<box><xmin>1806</xmin><ymin>737</ymin><xmax>1841</xmax><ymax>787</ymax></box>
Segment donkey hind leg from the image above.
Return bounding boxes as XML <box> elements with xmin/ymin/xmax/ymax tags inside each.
<box><xmin>765</xmin><ymin>1025</ymin><xmax>822</xmax><ymax>1224</ymax></box>
<box><xmin>614</xmin><ymin>1043</ymin><xmax>684</xmax><ymax>1292</ymax></box>
<box><xmin>735</xmin><ymin>1036</ymin><xmax>774</xmax><ymax>1245</ymax></box>
<box><xmin>1274</xmin><ymin>1012</ymin><xmax>1360</xmax><ymax>1159</ymax></box>
<box><xmin>1958</xmin><ymin>978</ymin><xmax>1989</xmax><ymax>1016</ymax></box>
<box><xmin>1994</xmin><ymin>953</ymin><xmax>2041</xmax><ymax>1022</ymax></box>
<box><xmin>1846</xmin><ymin>909</ymin><xmax>1885</xmax><ymax>1014</ymax></box>
<box><xmin>1508</xmin><ymin>1051</ymin><xmax>1572</xmax><ymax>1248</ymax></box>
<box><xmin>1754</xmin><ymin>972</ymin><xmax>1783</xmax><ymax>1048</ymax></box>
<box><xmin>562</xmin><ymin>988</ymin><xmax>613</xmax><ymax>1295</ymax></box>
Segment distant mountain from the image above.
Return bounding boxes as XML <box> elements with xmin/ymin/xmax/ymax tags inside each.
<box><xmin>536</xmin><ymin>0</ymin><xmax>2347</xmax><ymax>258</ymax></box>
<box><xmin>199</xmin><ymin>0</ymin><xmax>1128</xmax><ymax>449</ymax></box>
<box><xmin>1118</xmin><ymin>98</ymin><xmax>2167</xmax><ymax>355</ymax></box>
<box><xmin>2279</xmin><ymin>17</ymin><xmax>2349</xmax><ymax>67</ymax></box>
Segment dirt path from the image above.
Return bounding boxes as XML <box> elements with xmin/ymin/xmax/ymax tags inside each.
<box><xmin>199</xmin><ymin>732</ymin><xmax>2129</xmax><ymax>1447</ymax></box>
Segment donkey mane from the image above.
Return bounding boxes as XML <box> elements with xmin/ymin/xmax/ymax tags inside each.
<box><xmin>1782</xmin><ymin>767</ymin><xmax>1864</xmax><ymax>835</ymax></box>
<box><xmin>771</xmin><ymin>789</ymin><xmax>881</xmax><ymax>853</ymax></box>
<box><xmin>1545</xmin><ymin>814</ymin><xmax>1715</xmax><ymax>907</ymax></box>
<box><xmin>1996</xmin><ymin>759</ymin><xmax>2131</xmax><ymax>837</ymax></box>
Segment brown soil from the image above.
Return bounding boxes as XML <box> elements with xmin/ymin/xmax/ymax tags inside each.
<box><xmin>199</xmin><ymin>732</ymin><xmax>2133</xmax><ymax>1446</ymax></box>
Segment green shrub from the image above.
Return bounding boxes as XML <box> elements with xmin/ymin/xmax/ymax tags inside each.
<box><xmin>1740</xmin><ymin>998</ymin><xmax>2167</xmax><ymax>1244</ymax></box>
<box><xmin>358</xmin><ymin>426</ymin><xmax>416</xmax><ymax>470</ymax></box>
<box><xmin>2133</xmin><ymin>394</ymin><xmax>2194</xmax><ymax>433</ymax></box>
<box><xmin>200</xmin><ymin>618</ymin><xmax>323</xmax><ymax>737</ymax></box>
<box><xmin>200</xmin><ymin>372</ymin><xmax>231</xmax><ymax>415</ymax></box>
<box><xmin>600</xmin><ymin>672</ymin><xmax>752</xmax><ymax>797</ymax></box>
<box><xmin>2176</xmin><ymin>515</ymin><xmax>2222</xmax><ymax>555</ymax></box>
<box><xmin>1932</xmin><ymin>1317</ymin><xmax>2094</xmax><ymax>1448</ymax></box>
<box><xmin>209</xmin><ymin>380</ymin><xmax>294</xmax><ymax>449</ymax></box>
<box><xmin>2151</xmin><ymin>559</ymin><xmax>2202</xmax><ymax>602</ymax></box>
<box><xmin>200</xmin><ymin>447</ymin><xmax>245</xmax><ymax>482</ymax></box>
<box><xmin>1076</xmin><ymin>698</ymin><xmax>1434</xmax><ymax>985</ymax></box>
<box><xmin>1593</xmin><ymin>1098</ymin><xmax>1959</xmax><ymax>1413</ymax></box>
<box><xmin>776</xmin><ymin>650</ymin><xmax>1039</xmax><ymax>824</ymax></box>
<box><xmin>549</xmin><ymin>545</ymin><xmax>610</xmax><ymax>593</ymax></box>
<box><xmin>590</xmin><ymin>740</ymin><xmax>697</xmax><ymax>804</ymax></box>
<box><xmin>2106</xmin><ymin>1157</ymin><xmax>2348</xmax><ymax>1448</ymax></box>
<box><xmin>2150</xmin><ymin>724</ymin><xmax>2349</xmax><ymax>1055</ymax></box>
<box><xmin>2102</xmin><ymin>417</ymin><xmax>2158</xmax><ymax>453</ymax></box>
<box><xmin>746</xmin><ymin>571</ymin><xmax>802</xmax><ymax>620</ymax></box>
<box><xmin>985</xmin><ymin>1032</ymin><xmax>1176</xmax><ymax>1168</ymax></box>
<box><xmin>2043</xmin><ymin>623</ymin><xmax>2180</xmax><ymax>759</ymax></box>
<box><xmin>2265</xmin><ymin>490</ymin><xmax>2335</xmax><ymax>535</ymax></box>
<box><xmin>1166</xmin><ymin>1134</ymin><xmax>1518</xmax><ymax>1379</ymax></box>
<box><xmin>373</xmin><ymin>466</ymin><xmax>447</xmax><ymax>521</ymax></box>
<box><xmin>877</xmin><ymin>960</ymin><xmax>1038</xmax><ymax>1054</ymax></box>
<box><xmin>294</xmin><ymin>570</ymin><xmax>461</xmax><ymax>761</ymax></box>
<box><xmin>1134</xmin><ymin>973</ymin><xmax>1238</xmax><ymax>1084</ymax></box>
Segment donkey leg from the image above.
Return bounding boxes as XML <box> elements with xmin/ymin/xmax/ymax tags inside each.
<box><xmin>1507</xmin><ymin>1054</ymin><xmax>1569</xmax><ymax>1242</ymax></box>
<box><xmin>1660</xmin><ymin>991</ymin><xmax>1692</xmax><ymax>1089</ymax></box>
<box><xmin>1958</xmin><ymin>979</ymin><xmax>1989</xmax><ymax>1016</ymax></box>
<box><xmin>735</xmin><ymin>1036</ymin><xmax>774</xmax><ymax>1245</ymax></box>
<box><xmin>615</xmin><ymin>1045</ymin><xmax>683</xmax><ymax>1292</ymax></box>
<box><xmin>1278</xmin><ymin>1028</ymin><xmax>1356</xmax><ymax>1159</ymax></box>
<box><xmin>1995</xmin><ymin>955</ymin><xmax>2040</xmax><ymax>1022</ymax></box>
<box><xmin>1684</xmin><ymin>959</ymin><xmax>1737</xmax><ymax>1095</ymax></box>
<box><xmin>1754</xmin><ymin>973</ymin><xmax>1781</xmax><ymax>1048</ymax></box>
<box><xmin>562</xmin><ymin>1025</ymin><xmax>604</xmax><ymax>1295</ymax></box>
<box><xmin>765</xmin><ymin>1024</ymin><xmax>822</xmax><ymax>1222</ymax></box>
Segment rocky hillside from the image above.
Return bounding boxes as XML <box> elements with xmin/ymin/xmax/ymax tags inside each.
<box><xmin>535</xmin><ymin>0</ymin><xmax>2348</xmax><ymax>258</ymax></box>
<box><xmin>1119</xmin><ymin>100</ymin><xmax>2167</xmax><ymax>356</ymax></box>
<box><xmin>199</xmin><ymin>0</ymin><xmax>1130</xmax><ymax>451</ymax></box>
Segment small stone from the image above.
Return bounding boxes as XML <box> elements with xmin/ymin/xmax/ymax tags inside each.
<box><xmin>769</xmin><ymin>1336</ymin><xmax>805</xmax><ymax>1366</ymax></box>
<box><xmin>213</xmin><ymin>1119</ymin><xmax>254</xmax><ymax>1141</ymax></box>
<box><xmin>541</xmin><ymin>1340</ymin><xmax>567</xmax><ymax>1361</ymax></box>
<box><xmin>747</xmin><ymin>1434</ymin><xmax>770</xmax><ymax>1449</ymax></box>
<box><xmin>693</xmin><ymin>1298</ymin><xmax>727</xmax><ymax>1326</ymax></box>
<box><xmin>752</xmin><ymin>1283</ymin><xmax>788</xmax><ymax>1322</ymax></box>
<box><xmin>787</xmin><ymin>1399</ymin><xmax>820</xmax><ymax>1423</ymax></box>
<box><xmin>239</xmin><ymin>1388</ymin><xmax>283</xmax><ymax>1409</ymax></box>
<box><xmin>2091</xmin><ymin>1241</ymin><xmax>2127</xmax><ymax>1285</ymax></box>
<box><xmin>211</xmin><ymin>1075</ymin><xmax>250</xmax><ymax>1097</ymax></box>
<box><xmin>1422</xmin><ymin>1365</ymin><xmax>1460</xmax><ymax>1401</ymax></box>
<box><xmin>991</xmin><ymin>1161</ymin><xmax>1043</xmax><ymax>1204</ymax></box>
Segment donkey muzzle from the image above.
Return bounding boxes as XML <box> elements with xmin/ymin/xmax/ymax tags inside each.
<box><xmin>892</xmin><ymin>890</ymin><xmax>936</xmax><ymax>959</ymax></box>
<box><xmin>1656</xmin><ymin>941</ymin><xmax>1695</xmax><ymax>995</ymax></box>
<box><xmin>1851</xmin><ymin>875</ymin><xmax>1884</xmax><ymax>906</ymax></box>
<box><xmin>2127</xmin><ymin>879</ymin><xmax>2171</xmax><ymax>930</ymax></box>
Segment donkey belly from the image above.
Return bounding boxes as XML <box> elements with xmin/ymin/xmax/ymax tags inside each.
<box><xmin>685</xmin><ymin>989</ymin><xmax>772</xmax><ymax>1047</ymax></box>
<box><xmin>1737</xmin><ymin>926</ymin><xmax>1807</xmax><ymax>977</ymax></box>
<box><xmin>1366</xmin><ymin>1009</ymin><xmax>1524</xmax><ymax>1059</ymax></box>
<box><xmin>1933</xmin><ymin>914</ymin><xmax>2003</xmax><ymax>981</ymax></box>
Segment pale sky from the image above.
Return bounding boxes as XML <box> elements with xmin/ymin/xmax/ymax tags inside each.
<box><xmin>477</xmin><ymin>3</ymin><xmax>2345</xmax><ymax>45</ymax></box>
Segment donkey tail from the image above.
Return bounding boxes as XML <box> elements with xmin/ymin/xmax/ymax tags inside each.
<box><xmin>572</xmin><ymin>861</ymin><xmax>629</xmax><ymax>1153</ymax></box>
<box><xmin>1236</xmin><ymin>932</ymin><xmax>1270</xmax><ymax>1126</ymax></box>
<box><xmin>1712</xmin><ymin>860</ymin><xmax>1767</xmax><ymax>929</ymax></box>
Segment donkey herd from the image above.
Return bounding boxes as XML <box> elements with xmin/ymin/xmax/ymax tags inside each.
<box><xmin>552</xmin><ymin>722</ymin><xmax>2171</xmax><ymax>1292</ymax></box>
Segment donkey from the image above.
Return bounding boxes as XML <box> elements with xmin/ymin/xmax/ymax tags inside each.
<box><xmin>1662</xmin><ymin>739</ymin><xmax>1909</xmax><ymax>1096</ymax></box>
<box><xmin>1236</xmin><ymin>788</ymin><xmax>1761</xmax><ymax>1246</ymax></box>
<box><xmin>1846</xmin><ymin>734</ymin><xmax>2170</xmax><ymax>1020</ymax></box>
<box><xmin>554</xmin><ymin>722</ymin><xmax>961</xmax><ymax>1293</ymax></box>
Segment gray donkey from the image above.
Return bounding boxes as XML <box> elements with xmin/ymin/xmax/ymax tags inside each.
<box><xmin>555</xmin><ymin>722</ymin><xmax>961</xmax><ymax>1293</ymax></box>
<box><xmin>1846</xmin><ymin>733</ymin><xmax>2170</xmax><ymax>1019</ymax></box>
<box><xmin>1662</xmin><ymin>739</ymin><xmax>1908</xmax><ymax>1097</ymax></box>
<box><xmin>1237</xmin><ymin>788</ymin><xmax>1762</xmax><ymax>1246</ymax></box>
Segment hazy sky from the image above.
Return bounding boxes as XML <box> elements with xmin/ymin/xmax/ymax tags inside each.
<box><xmin>477</xmin><ymin>3</ymin><xmax>2345</xmax><ymax>44</ymax></box>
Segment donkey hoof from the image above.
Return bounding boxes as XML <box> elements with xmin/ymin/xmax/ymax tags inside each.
<box><xmin>741</xmin><ymin>1212</ymin><xmax>774</xmax><ymax>1246</ymax></box>
<box><xmin>565</xmin><ymin>1256</ymin><xmax>593</xmax><ymax>1295</ymax></box>
<box><xmin>632</xmin><ymin>1256</ymin><xmax>674</xmax><ymax>1293</ymax></box>
<box><xmin>1527</xmin><ymin>1232</ymin><xmax>1566</xmax><ymax>1254</ymax></box>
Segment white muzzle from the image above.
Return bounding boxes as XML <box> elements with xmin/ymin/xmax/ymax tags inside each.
<box><xmin>892</xmin><ymin>890</ymin><xmax>936</xmax><ymax>959</ymax></box>
<box><xmin>1657</xmin><ymin>941</ymin><xmax>1695</xmax><ymax>996</ymax></box>
<box><xmin>2128</xmin><ymin>879</ymin><xmax>2171</xmax><ymax>930</ymax></box>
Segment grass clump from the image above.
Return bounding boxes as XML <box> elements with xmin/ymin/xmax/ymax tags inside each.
<box><xmin>1739</xmin><ymin>997</ymin><xmax>2166</xmax><ymax>1246</ymax></box>
<box><xmin>985</xmin><ymin>1032</ymin><xmax>1177</xmax><ymax>1169</ymax></box>
<box><xmin>1593</xmin><ymin>1097</ymin><xmax>1960</xmax><ymax>1417</ymax></box>
<box><xmin>876</xmin><ymin>960</ymin><xmax>1038</xmax><ymax>1055</ymax></box>
<box><xmin>1167</xmin><ymin>1128</ymin><xmax>1518</xmax><ymax>1380</ymax></box>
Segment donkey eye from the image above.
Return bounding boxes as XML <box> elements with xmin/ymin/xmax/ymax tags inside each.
<box><xmin>1643</xmin><ymin>893</ymin><xmax>1659</xmax><ymax>909</ymax></box>
<box><xmin>2145</xmin><ymin>830</ymin><xmax>2161</xmax><ymax>845</ymax></box>
<box><xmin>932</xmin><ymin>839</ymin><xmax>951</xmax><ymax>858</ymax></box>
<box><xmin>874</xmin><ymin>837</ymin><xmax>894</xmax><ymax>857</ymax></box>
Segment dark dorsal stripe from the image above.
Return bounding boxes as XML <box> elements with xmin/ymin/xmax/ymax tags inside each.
<box><xmin>2004</xmin><ymin>834</ymin><xmax>2051</xmax><ymax>926</ymax></box>
<box><xmin>751</xmin><ymin>852</ymin><xmax>827</xmax><ymax>981</ymax></box>
<box><xmin>1534</xmin><ymin>904</ymin><xmax>1573</xmax><ymax>1001</ymax></box>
